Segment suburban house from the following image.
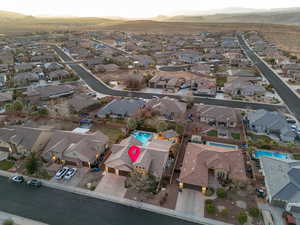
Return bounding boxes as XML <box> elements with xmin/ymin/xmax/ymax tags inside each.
<box><xmin>227</xmin><ymin>69</ymin><xmax>257</xmax><ymax>77</ymax></box>
<box><xmin>224</xmin><ymin>77</ymin><xmax>265</xmax><ymax>97</ymax></box>
<box><xmin>105</xmin><ymin>136</ymin><xmax>172</xmax><ymax>179</ymax></box>
<box><xmin>44</xmin><ymin>62</ymin><xmax>64</xmax><ymax>71</ymax></box>
<box><xmin>179</xmin><ymin>143</ymin><xmax>247</xmax><ymax>193</ymax></box>
<box><xmin>25</xmin><ymin>84</ymin><xmax>75</xmax><ymax>104</ymax></box>
<box><xmin>97</xmin><ymin>98</ymin><xmax>145</xmax><ymax>118</ymax></box>
<box><xmin>48</xmin><ymin>69</ymin><xmax>71</xmax><ymax>80</ymax></box>
<box><xmin>94</xmin><ymin>64</ymin><xmax>120</xmax><ymax>73</ymax></box>
<box><xmin>14</xmin><ymin>72</ymin><xmax>39</xmax><ymax>85</ymax></box>
<box><xmin>0</xmin><ymin>92</ymin><xmax>13</xmax><ymax>109</ymax></box>
<box><xmin>67</xmin><ymin>94</ymin><xmax>99</xmax><ymax>114</ymax></box>
<box><xmin>14</xmin><ymin>63</ymin><xmax>34</xmax><ymax>73</ymax></box>
<box><xmin>0</xmin><ymin>127</ymin><xmax>52</xmax><ymax>155</ymax></box>
<box><xmin>260</xmin><ymin>157</ymin><xmax>300</xmax><ymax>207</ymax></box>
<box><xmin>42</xmin><ymin>130</ymin><xmax>109</xmax><ymax>167</ymax></box>
<box><xmin>147</xmin><ymin>97</ymin><xmax>187</xmax><ymax>121</ymax></box>
<box><xmin>192</xmin><ymin>105</ymin><xmax>241</xmax><ymax>128</ymax></box>
<box><xmin>246</xmin><ymin>109</ymin><xmax>296</xmax><ymax>142</ymax></box>
<box><xmin>191</xmin><ymin>77</ymin><xmax>216</xmax><ymax>97</ymax></box>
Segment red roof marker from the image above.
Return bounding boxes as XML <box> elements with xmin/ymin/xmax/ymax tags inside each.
<box><xmin>128</xmin><ymin>145</ymin><xmax>141</xmax><ymax>162</ymax></box>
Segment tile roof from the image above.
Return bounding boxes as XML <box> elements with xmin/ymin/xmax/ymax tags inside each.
<box><xmin>179</xmin><ymin>143</ymin><xmax>247</xmax><ymax>187</ymax></box>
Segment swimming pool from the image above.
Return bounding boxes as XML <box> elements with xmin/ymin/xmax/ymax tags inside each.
<box><xmin>132</xmin><ymin>131</ymin><xmax>153</xmax><ymax>146</ymax></box>
<box><xmin>206</xmin><ymin>141</ymin><xmax>238</xmax><ymax>149</ymax></box>
<box><xmin>254</xmin><ymin>150</ymin><xmax>289</xmax><ymax>159</ymax></box>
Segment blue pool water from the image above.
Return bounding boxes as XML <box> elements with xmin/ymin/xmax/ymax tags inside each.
<box><xmin>254</xmin><ymin>150</ymin><xmax>289</xmax><ymax>159</ymax></box>
<box><xmin>132</xmin><ymin>131</ymin><xmax>153</xmax><ymax>146</ymax></box>
<box><xmin>207</xmin><ymin>141</ymin><xmax>238</xmax><ymax>149</ymax></box>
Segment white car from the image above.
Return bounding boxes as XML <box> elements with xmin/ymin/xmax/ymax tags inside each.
<box><xmin>64</xmin><ymin>168</ymin><xmax>77</xmax><ymax>180</ymax></box>
<box><xmin>55</xmin><ymin>167</ymin><xmax>69</xmax><ymax>179</ymax></box>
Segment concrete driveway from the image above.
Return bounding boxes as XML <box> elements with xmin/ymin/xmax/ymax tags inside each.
<box><xmin>50</xmin><ymin>167</ymin><xmax>89</xmax><ymax>187</ymax></box>
<box><xmin>95</xmin><ymin>174</ymin><xmax>127</xmax><ymax>198</ymax></box>
<box><xmin>175</xmin><ymin>189</ymin><xmax>205</xmax><ymax>218</ymax></box>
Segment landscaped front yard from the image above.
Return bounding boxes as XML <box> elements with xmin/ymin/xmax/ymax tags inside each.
<box><xmin>205</xmin><ymin>186</ymin><xmax>262</xmax><ymax>225</ymax></box>
<box><xmin>0</xmin><ymin>160</ymin><xmax>14</xmax><ymax>171</ymax></box>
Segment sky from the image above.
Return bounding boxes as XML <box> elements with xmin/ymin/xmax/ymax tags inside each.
<box><xmin>1</xmin><ymin>0</ymin><xmax>300</xmax><ymax>18</ymax></box>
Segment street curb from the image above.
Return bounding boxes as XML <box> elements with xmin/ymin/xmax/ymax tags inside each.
<box><xmin>0</xmin><ymin>170</ymin><xmax>231</xmax><ymax>225</ymax></box>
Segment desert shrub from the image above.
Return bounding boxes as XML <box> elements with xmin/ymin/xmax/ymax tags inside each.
<box><xmin>236</xmin><ymin>211</ymin><xmax>248</xmax><ymax>224</ymax></box>
<box><xmin>249</xmin><ymin>207</ymin><xmax>260</xmax><ymax>218</ymax></box>
<box><xmin>206</xmin><ymin>203</ymin><xmax>216</xmax><ymax>214</ymax></box>
<box><xmin>217</xmin><ymin>188</ymin><xmax>227</xmax><ymax>198</ymax></box>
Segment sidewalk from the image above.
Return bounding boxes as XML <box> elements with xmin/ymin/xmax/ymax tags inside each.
<box><xmin>0</xmin><ymin>211</ymin><xmax>48</xmax><ymax>225</ymax></box>
<box><xmin>0</xmin><ymin>170</ymin><xmax>231</xmax><ymax>225</ymax></box>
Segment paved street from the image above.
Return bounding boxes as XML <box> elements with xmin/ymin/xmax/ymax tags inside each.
<box><xmin>0</xmin><ymin>176</ymin><xmax>198</xmax><ymax>225</ymax></box>
<box><xmin>54</xmin><ymin>45</ymin><xmax>287</xmax><ymax>112</ymax></box>
<box><xmin>238</xmin><ymin>35</ymin><xmax>300</xmax><ymax>121</ymax></box>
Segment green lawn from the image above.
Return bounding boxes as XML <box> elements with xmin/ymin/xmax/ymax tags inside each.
<box><xmin>231</xmin><ymin>133</ymin><xmax>241</xmax><ymax>140</ymax></box>
<box><xmin>0</xmin><ymin>160</ymin><xmax>14</xmax><ymax>171</ymax></box>
<box><xmin>207</xmin><ymin>130</ymin><xmax>218</xmax><ymax>137</ymax></box>
<box><xmin>98</xmin><ymin>126</ymin><xmax>125</xmax><ymax>144</ymax></box>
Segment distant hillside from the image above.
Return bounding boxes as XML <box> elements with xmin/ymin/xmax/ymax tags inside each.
<box><xmin>0</xmin><ymin>10</ymin><xmax>32</xmax><ymax>21</ymax></box>
<box><xmin>157</xmin><ymin>9</ymin><xmax>300</xmax><ymax>26</ymax></box>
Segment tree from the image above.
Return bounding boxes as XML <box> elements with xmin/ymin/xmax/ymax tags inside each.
<box><xmin>248</xmin><ymin>207</ymin><xmax>260</xmax><ymax>218</ymax></box>
<box><xmin>205</xmin><ymin>202</ymin><xmax>216</xmax><ymax>214</ymax></box>
<box><xmin>13</xmin><ymin>100</ymin><xmax>24</xmax><ymax>112</ymax></box>
<box><xmin>25</xmin><ymin>152</ymin><xmax>40</xmax><ymax>175</ymax></box>
<box><xmin>236</xmin><ymin>211</ymin><xmax>248</xmax><ymax>224</ymax></box>
<box><xmin>127</xmin><ymin>118</ymin><xmax>137</xmax><ymax>132</ymax></box>
<box><xmin>157</xmin><ymin>121</ymin><xmax>168</xmax><ymax>133</ymax></box>
<box><xmin>216</xmin><ymin>188</ymin><xmax>227</xmax><ymax>198</ymax></box>
<box><xmin>4</xmin><ymin>103</ymin><xmax>14</xmax><ymax>113</ymax></box>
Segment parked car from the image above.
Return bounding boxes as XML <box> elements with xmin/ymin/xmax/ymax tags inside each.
<box><xmin>10</xmin><ymin>175</ymin><xmax>24</xmax><ymax>183</ymax></box>
<box><xmin>27</xmin><ymin>179</ymin><xmax>42</xmax><ymax>188</ymax></box>
<box><xmin>64</xmin><ymin>168</ymin><xmax>77</xmax><ymax>180</ymax></box>
<box><xmin>55</xmin><ymin>167</ymin><xmax>69</xmax><ymax>179</ymax></box>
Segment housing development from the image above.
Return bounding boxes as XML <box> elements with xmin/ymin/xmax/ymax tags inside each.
<box><xmin>1</xmin><ymin>27</ymin><xmax>300</xmax><ymax>225</ymax></box>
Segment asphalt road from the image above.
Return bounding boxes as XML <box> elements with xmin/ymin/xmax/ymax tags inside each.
<box><xmin>0</xmin><ymin>176</ymin><xmax>198</xmax><ymax>225</ymax></box>
<box><xmin>238</xmin><ymin>35</ymin><xmax>300</xmax><ymax>120</ymax></box>
<box><xmin>54</xmin><ymin>46</ymin><xmax>287</xmax><ymax>112</ymax></box>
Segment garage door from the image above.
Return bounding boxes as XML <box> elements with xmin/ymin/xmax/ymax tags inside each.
<box><xmin>183</xmin><ymin>183</ymin><xmax>201</xmax><ymax>191</ymax></box>
<box><xmin>119</xmin><ymin>170</ymin><xmax>130</xmax><ymax>177</ymax></box>
<box><xmin>107</xmin><ymin>167</ymin><xmax>115</xmax><ymax>174</ymax></box>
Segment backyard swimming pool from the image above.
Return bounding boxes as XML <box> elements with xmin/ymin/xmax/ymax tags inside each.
<box><xmin>206</xmin><ymin>141</ymin><xmax>238</xmax><ymax>149</ymax></box>
<box><xmin>132</xmin><ymin>131</ymin><xmax>153</xmax><ymax>146</ymax></box>
<box><xmin>254</xmin><ymin>150</ymin><xmax>289</xmax><ymax>159</ymax></box>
